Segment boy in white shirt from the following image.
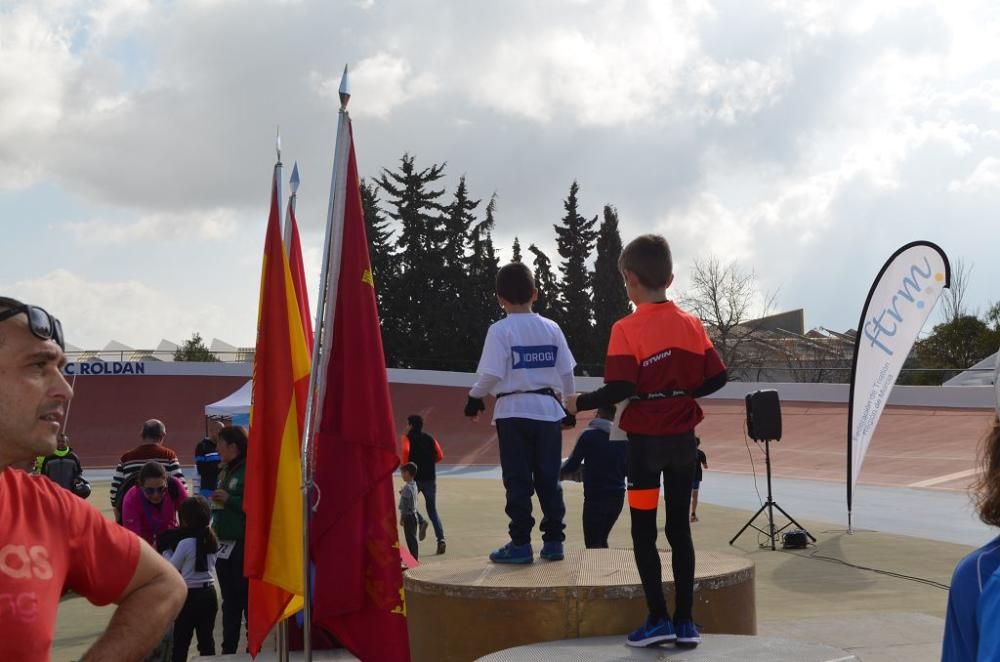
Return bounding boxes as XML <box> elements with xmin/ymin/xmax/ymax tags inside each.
<box><xmin>465</xmin><ymin>262</ymin><xmax>577</xmax><ymax>564</ymax></box>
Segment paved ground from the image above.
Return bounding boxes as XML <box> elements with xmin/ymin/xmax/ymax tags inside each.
<box><xmin>54</xmin><ymin>473</ymin><xmax>984</xmax><ymax>661</ymax></box>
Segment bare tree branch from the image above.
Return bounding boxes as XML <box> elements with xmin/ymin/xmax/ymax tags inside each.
<box><xmin>940</xmin><ymin>257</ymin><xmax>972</xmax><ymax>323</ymax></box>
<box><xmin>678</xmin><ymin>256</ymin><xmax>778</xmax><ymax>377</ymax></box>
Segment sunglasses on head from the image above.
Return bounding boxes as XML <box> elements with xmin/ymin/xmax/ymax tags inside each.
<box><xmin>143</xmin><ymin>486</ymin><xmax>167</xmax><ymax>496</ymax></box>
<box><xmin>0</xmin><ymin>300</ymin><xmax>64</xmax><ymax>350</ymax></box>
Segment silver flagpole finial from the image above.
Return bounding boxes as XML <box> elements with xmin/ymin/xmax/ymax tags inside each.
<box><xmin>339</xmin><ymin>64</ymin><xmax>351</xmax><ymax>110</ymax></box>
<box><xmin>290</xmin><ymin>161</ymin><xmax>300</xmax><ymax>195</ymax></box>
<box><xmin>276</xmin><ymin>125</ymin><xmax>282</xmax><ymax>163</ymax></box>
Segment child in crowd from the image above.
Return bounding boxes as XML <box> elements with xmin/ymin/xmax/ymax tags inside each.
<box><xmin>691</xmin><ymin>438</ymin><xmax>708</xmax><ymax>522</ymax></box>
<box><xmin>39</xmin><ymin>432</ymin><xmax>90</xmax><ymax>498</ymax></box>
<box><xmin>401</xmin><ymin>414</ymin><xmax>447</xmax><ymax>554</ymax></box>
<box><xmin>465</xmin><ymin>262</ymin><xmax>576</xmax><ymax>564</ymax></box>
<box><xmin>399</xmin><ymin>462</ymin><xmax>421</xmax><ymax>560</ymax></box>
<box><xmin>567</xmin><ymin>235</ymin><xmax>728</xmax><ymax>649</ymax></box>
<box><xmin>560</xmin><ymin>405</ymin><xmax>627</xmax><ymax>548</ymax></box>
<box><xmin>159</xmin><ymin>496</ymin><xmax>220</xmax><ymax>662</ymax></box>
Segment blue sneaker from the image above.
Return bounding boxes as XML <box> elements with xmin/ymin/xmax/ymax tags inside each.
<box><xmin>489</xmin><ymin>542</ymin><xmax>533</xmax><ymax>564</ymax></box>
<box><xmin>540</xmin><ymin>541</ymin><xmax>564</xmax><ymax>561</ymax></box>
<box><xmin>675</xmin><ymin>620</ymin><xmax>701</xmax><ymax>648</ymax></box>
<box><xmin>625</xmin><ymin>616</ymin><xmax>675</xmax><ymax>647</ymax></box>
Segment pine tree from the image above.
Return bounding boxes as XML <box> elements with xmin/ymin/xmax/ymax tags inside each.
<box><xmin>174</xmin><ymin>333</ymin><xmax>219</xmax><ymax>362</ymax></box>
<box><xmin>376</xmin><ymin>153</ymin><xmax>447</xmax><ymax>368</ymax></box>
<box><xmin>511</xmin><ymin>236</ymin><xmax>522</xmax><ymax>263</ymax></box>
<box><xmin>528</xmin><ymin>244</ymin><xmax>561</xmax><ymax>321</ymax></box>
<box><xmin>467</xmin><ymin>194</ymin><xmax>502</xmax><ymax>364</ymax></box>
<box><xmin>592</xmin><ymin>204</ymin><xmax>631</xmax><ymax>370</ymax></box>
<box><xmin>553</xmin><ymin>181</ymin><xmax>598</xmax><ymax>361</ymax></box>
<box><xmin>438</xmin><ymin>176</ymin><xmax>480</xmax><ymax>368</ymax></box>
<box><xmin>361</xmin><ymin>178</ymin><xmax>400</xmax><ymax>365</ymax></box>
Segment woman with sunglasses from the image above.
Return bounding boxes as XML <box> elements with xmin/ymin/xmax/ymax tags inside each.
<box><xmin>122</xmin><ymin>461</ymin><xmax>189</xmax><ymax>548</ymax></box>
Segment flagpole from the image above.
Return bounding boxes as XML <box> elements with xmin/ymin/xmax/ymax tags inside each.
<box><xmin>299</xmin><ymin>64</ymin><xmax>352</xmax><ymax>662</ymax></box>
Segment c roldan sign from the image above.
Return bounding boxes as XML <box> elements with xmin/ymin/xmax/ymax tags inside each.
<box><xmin>63</xmin><ymin>362</ymin><xmax>146</xmax><ymax>376</ymax></box>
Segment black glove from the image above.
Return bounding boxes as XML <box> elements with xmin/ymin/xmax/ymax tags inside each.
<box><xmin>561</xmin><ymin>413</ymin><xmax>577</xmax><ymax>429</ymax></box>
<box><xmin>465</xmin><ymin>396</ymin><xmax>486</xmax><ymax>418</ymax></box>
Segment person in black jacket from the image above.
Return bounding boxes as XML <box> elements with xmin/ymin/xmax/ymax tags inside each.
<box><xmin>400</xmin><ymin>415</ymin><xmax>446</xmax><ymax>554</ymax></box>
<box><xmin>560</xmin><ymin>406</ymin><xmax>626</xmax><ymax>548</ymax></box>
<box><xmin>39</xmin><ymin>432</ymin><xmax>89</xmax><ymax>498</ymax></box>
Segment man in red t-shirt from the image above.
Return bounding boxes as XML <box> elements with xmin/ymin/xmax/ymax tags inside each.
<box><xmin>567</xmin><ymin>236</ymin><xmax>727</xmax><ymax>650</ymax></box>
<box><xmin>0</xmin><ymin>296</ymin><xmax>186</xmax><ymax>660</ymax></box>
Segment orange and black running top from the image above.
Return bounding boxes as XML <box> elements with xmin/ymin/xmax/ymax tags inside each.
<box><xmin>605</xmin><ymin>301</ymin><xmax>726</xmax><ymax>436</ymax></box>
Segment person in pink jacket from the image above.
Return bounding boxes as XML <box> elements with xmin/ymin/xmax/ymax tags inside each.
<box><xmin>123</xmin><ymin>460</ymin><xmax>189</xmax><ymax>547</ymax></box>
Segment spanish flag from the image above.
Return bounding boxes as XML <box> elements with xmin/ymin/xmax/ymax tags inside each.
<box><xmin>244</xmin><ymin>160</ymin><xmax>309</xmax><ymax>656</ymax></box>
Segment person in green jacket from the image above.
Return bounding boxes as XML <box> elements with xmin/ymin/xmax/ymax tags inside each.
<box><xmin>211</xmin><ymin>425</ymin><xmax>247</xmax><ymax>655</ymax></box>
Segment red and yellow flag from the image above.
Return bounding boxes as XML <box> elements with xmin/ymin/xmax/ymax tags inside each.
<box><xmin>244</xmin><ymin>163</ymin><xmax>310</xmax><ymax>656</ymax></box>
<box><xmin>286</xmin><ymin>200</ymin><xmax>314</xmax><ymax>350</ymax></box>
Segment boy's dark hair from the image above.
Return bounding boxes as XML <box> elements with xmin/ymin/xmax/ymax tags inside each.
<box><xmin>401</xmin><ymin>462</ymin><xmax>418</xmax><ymax>477</ymax></box>
<box><xmin>495</xmin><ymin>262</ymin><xmax>535</xmax><ymax>305</ymax></box>
<box><xmin>407</xmin><ymin>414</ymin><xmax>423</xmax><ymax>431</ymax></box>
<box><xmin>619</xmin><ymin>234</ymin><xmax>673</xmax><ymax>289</ymax></box>
<box><xmin>597</xmin><ymin>405</ymin><xmax>617</xmax><ymax>421</ymax></box>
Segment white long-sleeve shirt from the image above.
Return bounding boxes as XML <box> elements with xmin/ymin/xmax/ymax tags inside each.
<box><xmin>163</xmin><ymin>537</ymin><xmax>218</xmax><ymax>588</ymax></box>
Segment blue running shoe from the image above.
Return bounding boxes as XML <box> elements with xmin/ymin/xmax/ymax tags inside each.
<box><xmin>675</xmin><ymin>619</ymin><xmax>701</xmax><ymax>648</ymax></box>
<box><xmin>489</xmin><ymin>542</ymin><xmax>533</xmax><ymax>564</ymax></box>
<box><xmin>540</xmin><ymin>541</ymin><xmax>564</xmax><ymax>561</ymax></box>
<box><xmin>625</xmin><ymin>616</ymin><xmax>675</xmax><ymax>647</ymax></box>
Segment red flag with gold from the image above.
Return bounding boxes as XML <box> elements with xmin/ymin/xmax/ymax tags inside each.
<box><xmin>310</xmin><ymin>106</ymin><xmax>410</xmax><ymax>659</ymax></box>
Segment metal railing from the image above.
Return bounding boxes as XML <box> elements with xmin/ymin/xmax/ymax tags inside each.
<box><xmin>62</xmin><ymin>350</ymin><xmax>995</xmax><ymax>385</ymax></box>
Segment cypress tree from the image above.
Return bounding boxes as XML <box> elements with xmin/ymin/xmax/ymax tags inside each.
<box><xmin>592</xmin><ymin>204</ymin><xmax>631</xmax><ymax>369</ymax></box>
<box><xmin>467</xmin><ymin>194</ymin><xmax>502</xmax><ymax>364</ymax></box>
<box><xmin>376</xmin><ymin>153</ymin><xmax>446</xmax><ymax>368</ymax></box>
<box><xmin>553</xmin><ymin>180</ymin><xmax>598</xmax><ymax>361</ymax></box>
<box><xmin>438</xmin><ymin>176</ymin><xmax>480</xmax><ymax>368</ymax></box>
<box><xmin>360</xmin><ymin>178</ymin><xmax>400</xmax><ymax>364</ymax></box>
<box><xmin>528</xmin><ymin>244</ymin><xmax>561</xmax><ymax>321</ymax></box>
<box><xmin>511</xmin><ymin>236</ymin><xmax>523</xmax><ymax>263</ymax></box>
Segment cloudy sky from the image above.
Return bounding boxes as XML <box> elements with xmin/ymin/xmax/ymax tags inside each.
<box><xmin>2</xmin><ymin>0</ymin><xmax>999</xmax><ymax>350</ymax></box>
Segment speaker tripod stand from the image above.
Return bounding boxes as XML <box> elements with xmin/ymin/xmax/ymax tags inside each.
<box><xmin>729</xmin><ymin>437</ymin><xmax>815</xmax><ymax>550</ymax></box>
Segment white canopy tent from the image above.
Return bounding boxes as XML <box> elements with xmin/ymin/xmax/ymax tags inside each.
<box><xmin>205</xmin><ymin>380</ymin><xmax>251</xmax><ymax>416</ymax></box>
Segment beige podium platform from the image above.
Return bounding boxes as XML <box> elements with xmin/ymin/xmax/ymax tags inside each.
<box><xmin>404</xmin><ymin>549</ymin><xmax>755</xmax><ymax>662</ymax></box>
<box><xmin>477</xmin><ymin>634</ymin><xmax>858</xmax><ymax>661</ymax></box>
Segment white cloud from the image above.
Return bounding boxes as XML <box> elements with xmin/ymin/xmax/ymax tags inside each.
<box><xmin>317</xmin><ymin>53</ymin><xmax>439</xmax><ymax>119</ymax></box>
<box><xmin>65</xmin><ymin>208</ymin><xmax>240</xmax><ymax>243</ymax></box>
<box><xmin>948</xmin><ymin>157</ymin><xmax>1000</xmax><ymax>193</ymax></box>
<box><xmin>0</xmin><ymin>6</ymin><xmax>79</xmax><ymax>188</ymax></box>
<box><xmin>7</xmin><ymin>269</ymin><xmax>235</xmax><ymax>349</ymax></box>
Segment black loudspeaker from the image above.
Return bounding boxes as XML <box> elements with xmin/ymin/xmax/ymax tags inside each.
<box><xmin>745</xmin><ymin>389</ymin><xmax>782</xmax><ymax>441</ymax></box>
<box><xmin>782</xmin><ymin>529</ymin><xmax>809</xmax><ymax>549</ymax></box>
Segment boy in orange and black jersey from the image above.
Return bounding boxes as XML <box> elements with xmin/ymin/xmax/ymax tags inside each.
<box><xmin>567</xmin><ymin>235</ymin><xmax>727</xmax><ymax>649</ymax></box>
